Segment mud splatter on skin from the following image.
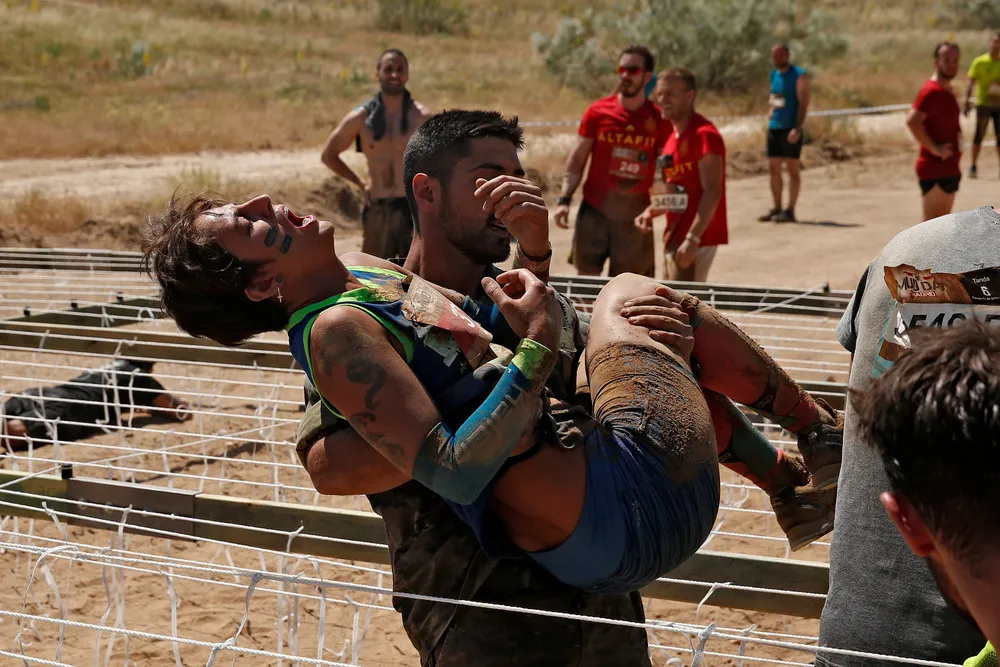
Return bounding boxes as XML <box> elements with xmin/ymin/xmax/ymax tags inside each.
<box><xmin>671</xmin><ymin>290</ymin><xmax>824</xmax><ymax>433</ymax></box>
<box><xmin>587</xmin><ymin>343</ymin><xmax>717</xmax><ymax>484</ymax></box>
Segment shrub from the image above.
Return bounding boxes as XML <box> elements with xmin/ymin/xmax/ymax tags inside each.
<box><xmin>376</xmin><ymin>0</ymin><xmax>469</xmax><ymax>36</ymax></box>
<box><xmin>945</xmin><ymin>0</ymin><xmax>1000</xmax><ymax>28</ymax></box>
<box><xmin>533</xmin><ymin>0</ymin><xmax>849</xmax><ymax>95</ymax></box>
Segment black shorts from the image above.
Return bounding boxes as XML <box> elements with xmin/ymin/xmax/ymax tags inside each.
<box><xmin>918</xmin><ymin>175</ymin><xmax>961</xmax><ymax>195</ymax></box>
<box><xmin>766</xmin><ymin>127</ymin><xmax>802</xmax><ymax>159</ymax></box>
<box><xmin>974</xmin><ymin>106</ymin><xmax>1000</xmax><ymax>145</ymax></box>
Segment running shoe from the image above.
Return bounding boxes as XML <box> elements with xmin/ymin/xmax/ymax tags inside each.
<box><xmin>758</xmin><ymin>208</ymin><xmax>781</xmax><ymax>222</ymax></box>
<box><xmin>797</xmin><ymin>398</ymin><xmax>843</xmax><ymax>492</ymax></box>
<box><xmin>970</xmin><ymin>164</ymin><xmax>978</xmax><ymax>179</ymax></box>
<box><xmin>770</xmin><ymin>481</ymin><xmax>836</xmax><ymax>551</ymax></box>
<box><xmin>774</xmin><ymin>208</ymin><xmax>797</xmax><ymax>223</ymax></box>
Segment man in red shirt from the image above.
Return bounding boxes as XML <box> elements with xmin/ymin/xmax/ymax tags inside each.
<box><xmin>553</xmin><ymin>45</ymin><xmax>672</xmax><ymax>277</ymax></box>
<box><xmin>636</xmin><ymin>67</ymin><xmax>727</xmax><ymax>282</ymax></box>
<box><xmin>907</xmin><ymin>42</ymin><xmax>963</xmax><ymax>221</ymax></box>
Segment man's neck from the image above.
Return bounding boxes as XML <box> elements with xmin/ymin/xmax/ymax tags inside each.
<box><xmin>403</xmin><ymin>234</ymin><xmax>488</xmax><ymax>299</ymax></box>
<box><xmin>777</xmin><ymin>64</ymin><xmax>791</xmax><ymax>74</ymax></box>
<box><xmin>285</xmin><ymin>262</ymin><xmax>360</xmax><ymax>315</ymax></box>
<box><xmin>991</xmin><ymin>51</ymin><xmax>1000</xmax><ymax>60</ymax></box>
<box><xmin>931</xmin><ymin>72</ymin><xmax>953</xmax><ymax>90</ymax></box>
<box><xmin>379</xmin><ymin>90</ymin><xmax>406</xmax><ymax>111</ymax></box>
<box><xmin>618</xmin><ymin>92</ymin><xmax>646</xmax><ymax>112</ymax></box>
<box><xmin>672</xmin><ymin>109</ymin><xmax>695</xmax><ymax>136</ymax></box>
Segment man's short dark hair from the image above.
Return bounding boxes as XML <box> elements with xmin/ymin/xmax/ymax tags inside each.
<box><xmin>620</xmin><ymin>44</ymin><xmax>655</xmax><ymax>73</ymax></box>
<box><xmin>402</xmin><ymin>110</ymin><xmax>524</xmax><ymax>232</ymax></box>
<box><xmin>377</xmin><ymin>48</ymin><xmax>408</xmax><ymax>69</ymax></box>
<box><xmin>852</xmin><ymin>320</ymin><xmax>1000</xmax><ymax>572</ymax></box>
<box><xmin>660</xmin><ymin>66</ymin><xmax>697</xmax><ymax>92</ymax></box>
<box><xmin>934</xmin><ymin>41</ymin><xmax>959</xmax><ymax>58</ymax></box>
<box><xmin>141</xmin><ymin>195</ymin><xmax>288</xmax><ymax>346</ymax></box>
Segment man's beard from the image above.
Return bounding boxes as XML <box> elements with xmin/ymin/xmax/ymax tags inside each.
<box><xmin>936</xmin><ymin>68</ymin><xmax>956</xmax><ymax>81</ymax></box>
<box><xmin>379</xmin><ymin>81</ymin><xmax>405</xmax><ymax>96</ymax></box>
<box><xmin>926</xmin><ymin>557</ymin><xmax>982</xmax><ymax>632</ymax></box>
<box><xmin>441</xmin><ymin>199</ymin><xmax>512</xmax><ymax>265</ymax></box>
<box><xmin>620</xmin><ymin>82</ymin><xmax>643</xmax><ymax>98</ymax></box>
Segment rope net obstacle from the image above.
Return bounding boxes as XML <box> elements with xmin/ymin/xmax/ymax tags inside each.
<box><xmin>0</xmin><ymin>249</ymin><xmax>921</xmax><ymax>667</ymax></box>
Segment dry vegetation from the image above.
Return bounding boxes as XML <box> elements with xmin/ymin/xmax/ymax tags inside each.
<box><xmin>0</xmin><ymin>0</ymin><xmax>993</xmax><ymax>246</ymax></box>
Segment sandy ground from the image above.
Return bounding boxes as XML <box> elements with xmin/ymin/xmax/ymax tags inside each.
<box><xmin>0</xmin><ymin>143</ymin><xmax>997</xmax><ymax>665</ymax></box>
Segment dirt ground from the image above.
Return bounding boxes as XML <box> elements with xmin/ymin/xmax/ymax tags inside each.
<box><xmin>0</xmin><ymin>146</ymin><xmax>997</xmax><ymax>665</ymax></box>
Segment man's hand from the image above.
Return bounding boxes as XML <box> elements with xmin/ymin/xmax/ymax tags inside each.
<box><xmin>619</xmin><ymin>287</ymin><xmax>695</xmax><ymax>362</ymax></box>
<box><xmin>932</xmin><ymin>143</ymin><xmax>955</xmax><ymax>160</ymax></box>
<box><xmin>787</xmin><ymin>128</ymin><xmax>802</xmax><ymax>144</ymax></box>
<box><xmin>482</xmin><ymin>269</ymin><xmax>561</xmax><ymax>350</ymax></box>
<box><xmin>964</xmin><ymin>101</ymin><xmax>972</xmax><ymax>118</ymax></box>
<box><xmin>675</xmin><ymin>236</ymin><xmax>699</xmax><ymax>269</ymax></box>
<box><xmin>553</xmin><ymin>203</ymin><xmax>571</xmax><ymax>229</ymax></box>
<box><xmin>475</xmin><ymin>176</ymin><xmax>549</xmax><ymax>256</ymax></box>
<box><xmin>362</xmin><ymin>183</ymin><xmax>373</xmax><ymax>207</ymax></box>
<box><xmin>634</xmin><ymin>206</ymin><xmax>655</xmax><ymax>233</ymax></box>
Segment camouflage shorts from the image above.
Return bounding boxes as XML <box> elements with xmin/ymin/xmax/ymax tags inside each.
<box><xmin>427</xmin><ymin>562</ymin><xmax>651</xmax><ymax>667</ymax></box>
<box><xmin>362</xmin><ymin>197</ymin><xmax>414</xmax><ymax>259</ymax></box>
<box><xmin>572</xmin><ymin>200</ymin><xmax>655</xmax><ymax>278</ymax></box>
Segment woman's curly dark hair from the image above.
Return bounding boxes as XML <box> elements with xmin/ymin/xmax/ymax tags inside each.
<box><xmin>140</xmin><ymin>195</ymin><xmax>288</xmax><ymax>346</ymax></box>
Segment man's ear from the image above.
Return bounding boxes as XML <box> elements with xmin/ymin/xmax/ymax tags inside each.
<box><xmin>881</xmin><ymin>491</ymin><xmax>936</xmax><ymax>558</ymax></box>
<box><xmin>411</xmin><ymin>173</ymin><xmax>440</xmax><ymax>214</ymax></box>
<box><xmin>244</xmin><ymin>275</ymin><xmax>278</xmax><ymax>302</ymax></box>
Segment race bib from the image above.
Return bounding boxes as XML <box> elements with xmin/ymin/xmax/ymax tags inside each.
<box><xmin>872</xmin><ymin>264</ymin><xmax>1000</xmax><ymax>377</ymax></box>
<box><xmin>988</xmin><ymin>82</ymin><xmax>1000</xmax><ymax>103</ymax></box>
<box><xmin>651</xmin><ymin>193</ymin><xmax>689</xmax><ymax>213</ymax></box>
<box><xmin>609</xmin><ymin>147</ymin><xmax>650</xmax><ymax>181</ymax></box>
<box><xmin>769</xmin><ymin>94</ymin><xmax>786</xmax><ymax>109</ymax></box>
<box><xmin>650</xmin><ymin>182</ymin><xmax>688</xmax><ymax>213</ymax></box>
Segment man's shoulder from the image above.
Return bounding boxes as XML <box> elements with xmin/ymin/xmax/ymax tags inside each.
<box><xmin>793</xmin><ymin>64</ymin><xmax>808</xmax><ymax>77</ymax></box>
<box><xmin>585</xmin><ymin>95</ymin><xmax>618</xmax><ymax>116</ymax></box>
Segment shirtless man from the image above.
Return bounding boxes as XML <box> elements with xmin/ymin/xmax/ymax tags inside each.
<box><xmin>320</xmin><ymin>49</ymin><xmax>431</xmax><ymax>258</ymax></box>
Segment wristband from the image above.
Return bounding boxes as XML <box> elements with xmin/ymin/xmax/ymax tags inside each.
<box><xmin>517</xmin><ymin>243</ymin><xmax>552</xmax><ymax>263</ymax></box>
<box><xmin>557</xmin><ymin>195</ymin><xmax>572</xmax><ymax>206</ymax></box>
<box><xmin>513</xmin><ymin>338</ymin><xmax>554</xmax><ymax>385</ymax></box>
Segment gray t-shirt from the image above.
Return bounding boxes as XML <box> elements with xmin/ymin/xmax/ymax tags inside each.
<box><xmin>818</xmin><ymin>207</ymin><xmax>998</xmax><ymax>667</ymax></box>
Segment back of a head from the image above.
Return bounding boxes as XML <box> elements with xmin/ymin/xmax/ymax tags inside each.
<box><xmin>402</xmin><ymin>109</ymin><xmax>524</xmax><ymax>229</ymax></box>
<box><xmin>141</xmin><ymin>195</ymin><xmax>288</xmax><ymax>346</ymax></box>
<box><xmin>852</xmin><ymin>320</ymin><xmax>1000</xmax><ymax>573</ymax></box>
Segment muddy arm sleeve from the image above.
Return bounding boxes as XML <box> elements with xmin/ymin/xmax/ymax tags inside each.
<box><xmin>411</xmin><ymin>338</ymin><xmax>554</xmax><ymax>505</ymax></box>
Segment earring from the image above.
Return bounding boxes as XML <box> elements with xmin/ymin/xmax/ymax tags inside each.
<box><xmin>275</xmin><ymin>277</ymin><xmax>283</xmax><ymax>303</ymax></box>
<box><xmin>276</xmin><ymin>286</ymin><xmax>283</xmax><ymax>303</ymax></box>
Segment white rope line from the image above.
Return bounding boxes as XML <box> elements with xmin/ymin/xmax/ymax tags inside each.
<box><xmin>0</xmin><ymin>358</ymin><xmax>303</xmax><ymax>393</ymax></box>
<box><xmin>0</xmin><ymin>610</ymin><xmax>360</xmax><ymax>667</ymax></box>
<box><xmin>0</xmin><ymin>343</ymin><xmax>302</xmax><ymax>374</ymax></box>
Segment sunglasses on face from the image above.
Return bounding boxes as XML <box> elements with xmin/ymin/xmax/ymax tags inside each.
<box><xmin>618</xmin><ymin>65</ymin><xmax>643</xmax><ymax>76</ymax></box>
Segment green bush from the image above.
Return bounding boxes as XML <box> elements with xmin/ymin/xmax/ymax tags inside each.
<box><xmin>376</xmin><ymin>0</ymin><xmax>469</xmax><ymax>36</ymax></box>
<box><xmin>945</xmin><ymin>0</ymin><xmax>1000</xmax><ymax>28</ymax></box>
<box><xmin>532</xmin><ymin>0</ymin><xmax>849</xmax><ymax>95</ymax></box>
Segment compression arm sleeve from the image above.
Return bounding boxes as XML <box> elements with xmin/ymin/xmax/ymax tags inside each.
<box><xmin>411</xmin><ymin>338</ymin><xmax>554</xmax><ymax>505</ymax></box>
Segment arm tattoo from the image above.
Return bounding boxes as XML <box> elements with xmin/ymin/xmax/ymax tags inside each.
<box><xmin>348</xmin><ymin>411</ymin><xmax>409</xmax><ymax>470</ymax></box>
<box><xmin>345</xmin><ymin>358</ymin><xmax>386</xmax><ymax>411</ymax></box>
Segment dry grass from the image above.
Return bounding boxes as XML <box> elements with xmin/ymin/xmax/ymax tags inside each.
<box><xmin>0</xmin><ymin>0</ymin><xmax>994</xmax><ymax>161</ymax></box>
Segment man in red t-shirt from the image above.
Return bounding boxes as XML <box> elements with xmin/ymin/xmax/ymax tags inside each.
<box><xmin>636</xmin><ymin>68</ymin><xmax>727</xmax><ymax>282</ymax></box>
<box><xmin>907</xmin><ymin>41</ymin><xmax>963</xmax><ymax>221</ymax></box>
<box><xmin>553</xmin><ymin>44</ymin><xmax>672</xmax><ymax>277</ymax></box>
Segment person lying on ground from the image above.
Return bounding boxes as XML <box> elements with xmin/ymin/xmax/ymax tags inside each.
<box><xmin>2</xmin><ymin>359</ymin><xmax>190</xmax><ymax>451</ymax></box>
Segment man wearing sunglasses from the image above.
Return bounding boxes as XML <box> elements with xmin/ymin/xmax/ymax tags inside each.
<box><xmin>554</xmin><ymin>45</ymin><xmax>672</xmax><ymax>277</ymax></box>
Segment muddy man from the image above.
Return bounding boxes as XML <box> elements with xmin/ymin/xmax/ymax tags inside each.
<box><xmin>321</xmin><ymin>49</ymin><xmax>432</xmax><ymax>259</ymax></box>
